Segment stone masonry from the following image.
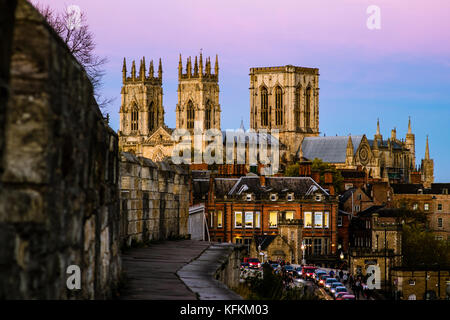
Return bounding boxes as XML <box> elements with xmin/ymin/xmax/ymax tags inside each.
<box><xmin>0</xmin><ymin>0</ymin><xmax>121</xmax><ymax>299</ymax></box>
<box><xmin>119</xmin><ymin>152</ymin><xmax>190</xmax><ymax>246</ymax></box>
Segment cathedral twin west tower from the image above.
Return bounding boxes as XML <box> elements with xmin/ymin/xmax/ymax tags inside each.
<box><xmin>118</xmin><ymin>54</ymin><xmax>434</xmax><ymax>186</ymax></box>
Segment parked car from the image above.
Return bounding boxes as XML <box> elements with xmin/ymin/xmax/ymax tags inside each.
<box><xmin>240</xmin><ymin>262</ymin><xmax>250</xmax><ymax>270</ymax></box>
<box><xmin>333</xmin><ymin>286</ymin><xmax>348</xmax><ymax>298</ymax></box>
<box><xmin>324</xmin><ymin>278</ymin><xmax>338</xmax><ymax>291</ymax></box>
<box><xmin>334</xmin><ymin>291</ymin><xmax>348</xmax><ymax>300</ymax></box>
<box><xmin>330</xmin><ymin>282</ymin><xmax>344</xmax><ymax>295</ymax></box>
<box><xmin>270</xmin><ymin>263</ymin><xmax>280</xmax><ymax>270</ymax></box>
<box><xmin>318</xmin><ymin>274</ymin><xmax>328</xmax><ymax>286</ymax></box>
<box><xmin>313</xmin><ymin>270</ymin><xmax>327</xmax><ymax>282</ymax></box>
<box><xmin>283</xmin><ymin>265</ymin><xmax>295</xmax><ymax>274</ymax></box>
<box><xmin>336</xmin><ymin>294</ymin><xmax>356</xmax><ymax>300</ymax></box>
<box><xmin>302</xmin><ymin>266</ymin><xmax>317</xmax><ymax>279</ymax></box>
<box><xmin>295</xmin><ymin>267</ymin><xmax>303</xmax><ymax>277</ymax></box>
<box><xmin>245</xmin><ymin>258</ymin><xmax>261</xmax><ymax>269</ymax></box>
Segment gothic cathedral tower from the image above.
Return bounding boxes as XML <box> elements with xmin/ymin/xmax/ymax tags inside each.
<box><xmin>249</xmin><ymin>65</ymin><xmax>320</xmax><ymax>162</ymax></box>
<box><xmin>176</xmin><ymin>53</ymin><xmax>221</xmax><ymax>133</ymax></box>
<box><xmin>119</xmin><ymin>57</ymin><xmax>164</xmax><ymax>155</ymax></box>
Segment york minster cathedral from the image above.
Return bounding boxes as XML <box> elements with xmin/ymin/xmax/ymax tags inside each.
<box><xmin>118</xmin><ymin>54</ymin><xmax>433</xmax><ymax>185</ymax></box>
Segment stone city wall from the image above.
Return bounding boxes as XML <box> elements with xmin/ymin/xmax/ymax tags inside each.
<box><xmin>119</xmin><ymin>152</ymin><xmax>190</xmax><ymax>246</ymax></box>
<box><xmin>0</xmin><ymin>0</ymin><xmax>121</xmax><ymax>299</ymax></box>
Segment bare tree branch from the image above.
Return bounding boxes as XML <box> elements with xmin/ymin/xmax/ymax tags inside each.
<box><xmin>31</xmin><ymin>2</ymin><xmax>114</xmax><ymax>112</ymax></box>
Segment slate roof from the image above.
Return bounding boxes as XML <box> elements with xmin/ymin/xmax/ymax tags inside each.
<box><xmin>254</xmin><ymin>235</ymin><xmax>277</xmax><ymax>251</ymax></box>
<box><xmin>391</xmin><ymin>183</ymin><xmax>425</xmax><ymax>194</ymax></box>
<box><xmin>192</xmin><ymin>179</ymin><xmax>210</xmax><ymax>200</ymax></box>
<box><xmin>226</xmin><ymin>176</ymin><xmax>329</xmax><ymax>199</ymax></box>
<box><xmin>301</xmin><ymin>135</ymin><xmax>363</xmax><ymax>163</ymax></box>
<box><xmin>430</xmin><ymin>183</ymin><xmax>450</xmax><ymax>195</ymax></box>
<box><xmin>357</xmin><ymin>205</ymin><xmax>403</xmax><ymax>218</ymax></box>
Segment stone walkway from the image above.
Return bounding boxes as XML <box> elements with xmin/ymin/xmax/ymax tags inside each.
<box><xmin>119</xmin><ymin>240</ymin><xmax>210</xmax><ymax>300</ymax></box>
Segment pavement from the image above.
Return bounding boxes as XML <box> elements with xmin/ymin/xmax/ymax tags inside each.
<box><xmin>119</xmin><ymin>240</ymin><xmax>210</xmax><ymax>300</ymax></box>
<box><xmin>119</xmin><ymin>240</ymin><xmax>242</xmax><ymax>300</ymax></box>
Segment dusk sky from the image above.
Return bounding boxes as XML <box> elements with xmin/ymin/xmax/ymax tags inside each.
<box><xmin>35</xmin><ymin>0</ymin><xmax>450</xmax><ymax>181</ymax></box>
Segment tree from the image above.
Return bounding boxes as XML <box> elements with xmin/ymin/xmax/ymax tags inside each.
<box><xmin>32</xmin><ymin>2</ymin><xmax>112</xmax><ymax>111</ymax></box>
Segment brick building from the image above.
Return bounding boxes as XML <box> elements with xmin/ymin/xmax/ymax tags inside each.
<box><xmin>193</xmin><ymin>174</ymin><xmax>340</xmax><ymax>265</ymax></box>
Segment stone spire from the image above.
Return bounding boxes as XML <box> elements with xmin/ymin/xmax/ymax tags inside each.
<box><xmin>194</xmin><ymin>56</ymin><xmax>198</xmax><ymax>76</ymax></box>
<box><xmin>345</xmin><ymin>136</ymin><xmax>354</xmax><ymax>166</ymax></box>
<box><xmin>214</xmin><ymin>54</ymin><xmax>219</xmax><ymax>76</ymax></box>
<box><xmin>158</xmin><ymin>58</ymin><xmax>162</xmax><ymax>79</ymax></box>
<box><xmin>122</xmin><ymin>57</ymin><xmax>127</xmax><ymax>83</ymax></box>
<box><xmin>374</xmin><ymin>118</ymin><xmax>382</xmax><ymax>141</ymax></box>
<box><xmin>407</xmin><ymin>116</ymin><xmax>412</xmax><ymax>135</ymax></box>
<box><xmin>425</xmin><ymin>135</ymin><xmax>430</xmax><ymax>160</ymax></box>
<box><xmin>178</xmin><ymin>54</ymin><xmax>182</xmax><ymax>79</ymax></box>
<box><xmin>187</xmin><ymin>57</ymin><xmax>192</xmax><ymax>78</ymax></box>
<box><xmin>149</xmin><ymin>60</ymin><xmax>154</xmax><ymax>78</ymax></box>
<box><xmin>131</xmin><ymin>60</ymin><xmax>136</xmax><ymax>80</ymax></box>
<box><xmin>199</xmin><ymin>52</ymin><xmax>203</xmax><ymax>76</ymax></box>
<box><xmin>140</xmin><ymin>57</ymin><xmax>146</xmax><ymax>81</ymax></box>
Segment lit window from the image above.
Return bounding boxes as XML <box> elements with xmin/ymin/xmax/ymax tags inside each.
<box><xmin>324</xmin><ymin>212</ymin><xmax>329</xmax><ymax>228</ymax></box>
<box><xmin>217</xmin><ymin>211</ymin><xmax>223</xmax><ymax>228</ymax></box>
<box><xmin>269</xmin><ymin>211</ymin><xmax>278</xmax><ymax>228</ymax></box>
<box><xmin>424</xmin><ymin>203</ymin><xmax>430</xmax><ymax>211</ymax></box>
<box><xmin>210</xmin><ymin>212</ymin><xmax>214</xmax><ymax>228</ymax></box>
<box><xmin>413</xmin><ymin>203</ymin><xmax>418</xmax><ymax>210</ymax></box>
<box><xmin>285</xmin><ymin>211</ymin><xmax>294</xmax><ymax>220</ymax></box>
<box><xmin>235</xmin><ymin>212</ymin><xmax>242</xmax><ymax>228</ymax></box>
<box><xmin>314</xmin><ymin>212</ymin><xmax>323</xmax><ymax>228</ymax></box>
<box><xmin>435</xmin><ymin>236</ymin><xmax>444</xmax><ymax>241</ymax></box>
<box><xmin>245</xmin><ymin>212</ymin><xmax>253</xmax><ymax>228</ymax></box>
<box><xmin>304</xmin><ymin>212</ymin><xmax>312</xmax><ymax>228</ymax></box>
<box><xmin>255</xmin><ymin>212</ymin><xmax>261</xmax><ymax>228</ymax></box>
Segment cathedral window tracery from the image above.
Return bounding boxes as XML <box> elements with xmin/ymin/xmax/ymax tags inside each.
<box><xmin>187</xmin><ymin>100</ymin><xmax>195</xmax><ymax>129</ymax></box>
<box><xmin>305</xmin><ymin>87</ymin><xmax>311</xmax><ymax>128</ymax></box>
<box><xmin>261</xmin><ymin>87</ymin><xmax>268</xmax><ymax>126</ymax></box>
<box><xmin>275</xmin><ymin>86</ymin><xmax>283</xmax><ymax>126</ymax></box>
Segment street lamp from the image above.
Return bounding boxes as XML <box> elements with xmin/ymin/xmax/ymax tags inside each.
<box><xmin>301</xmin><ymin>242</ymin><xmax>306</xmax><ymax>265</ymax></box>
<box><xmin>340</xmin><ymin>252</ymin><xmax>344</xmax><ymax>260</ymax></box>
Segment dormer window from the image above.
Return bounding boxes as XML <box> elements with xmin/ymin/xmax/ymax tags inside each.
<box><xmin>287</xmin><ymin>193</ymin><xmax>294</xmax><ymax>201</ymax></box>
<box><xmin>443</xmin><ymin>188</ymin><xmax>448</xmax><ymax>195</ymax></box>
<box><xmin>315</xmin><ymin>194</ymin><xmax>322</xmax><ymax>202</ymax></box>
<box><xmin>246</xmin><ymin>194</ymin><xmax>252</xmax><ymax>201</ymax></box>
<box><xmin>270</xmin><ymin>194</ymin><xmax>277</xmax><ymax>201</ymax></box>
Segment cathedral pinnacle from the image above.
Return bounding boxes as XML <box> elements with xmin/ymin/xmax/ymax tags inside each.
<box><xmin>158</xmin><ymin>58</ymin><xmax>162</xmax><ymax>79</ymax></box>
<box><xmin>425</xmin><ymin>135</ymin><xmax>430</xmax><ymax>160</ymax></box>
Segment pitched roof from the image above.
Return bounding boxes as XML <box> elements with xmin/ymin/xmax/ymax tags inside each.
<box><xmin>301</xmin><ymin>135</ymin><xmax>363</xmax><ymax>163</ymax></box>
<box><xmin>226</xmin><ymin>176</ymin><xmax>329</xmax><ymax>198</ymax></box>
<box><xmin>254</xmin><ymin>235</ymin><xmax>277</xmax><ymax>251</ymax></box>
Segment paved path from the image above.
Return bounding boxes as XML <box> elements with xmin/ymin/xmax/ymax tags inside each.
<box><xmin>119</xmin><ymin>240</ymin><xmax>210</xmax><ymax>300</ymax></box>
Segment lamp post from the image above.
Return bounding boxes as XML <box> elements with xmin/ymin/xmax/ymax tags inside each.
<box><xmin>301</xmin><ymin>242</ymin><xmax>306</xmax><ymax>265</ymax></box>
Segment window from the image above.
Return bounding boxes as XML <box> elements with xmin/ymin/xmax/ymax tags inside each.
<box><xmin>204</xmin><ymin>101</ymin><xmax>212</xmax><ymax>130</ymax></box>
<box><xmin>313</xmin><ymin>238</ymin><xmax>322</xmax><ymax>255</ymax></box>
<box><xmin>314</xmin><ymin>212</ymin><xmax>323</xmax><ymax>228</ymax></box>
<box><xmin>269</xmin><ymin>211</ymin><xmax>278</xmax><ymax>228</ymax></box>
<box><xmin>413</xmin><ymin>203</ymin><xmax>418</xmax><ymax>210</ymax></box>
<box><xmin>285</xmin><ymin>211</ymin><xmax>294</xmax><ymax>220</ymax></box>
<box><xmin>324</xmin><ymin>212</ymin><xmax>329</xmax><ymax>228</ymax></box>
<box><xmin>275</xmin><ymin>86</ymin><xmax>283</xmax><ymax>126</ymax></box>
<box><xmin>131</xmin><ymin>108</ymin><xmax>139</xmax><ymax>131</ymax></box>
<box><xmin>315</xmin><ymin>195</ymin><xmax>321</xmax><ymax>201</ymax></box>
<box><xmin>304</xmin><ymin>238</ymin><xmax>312</xmax><ymax>255</ymax></box>
<box><xmin>246</xmin><ymin>194</ymin><xmax>252</xmax><ymax>201</ymax></box>
<box><xmin>217</xmin><ymin>210</ymin><xmax>223</xmax><ymax>228</ymax></box>
<box><xmin>323</xmin><ymin>238</ymin><xmax>329</xmax><ymax>255</ymax></box>
<box><xmin>235</xmin><ymin>238</ymin><xmax>243</xmax><ymax>244</ymax></box>
<box><xmin>290</xmin><ymin>231</ymin><xmax>295</xmax><ymax>242</ymax></box>
<box><xmin>294</xmin><ymin>86</ymin><xmax>301</xmax><ymax>128</ymax></box>
<box><xmin>305</xmin><ymin>87</ymin><xmax>311</xmax><ymax>127</ymax></box>
<box><xmin>210</xmin><ymin>212</ymin><xmax>214</xmax><ymax>228</ymax></box>
<box><xmin>354</xmin><ymin>205</ymin><xmax>360</xmax><ymax>212</ymax></box>
<box><xmin>244</xmin><ymin>238</ymin><xmax>252</xmax><ymax>246</ymax></box>
<box><xmin>337</xmin><ymin>216</ymin><xmax>343</xmax><ymax>227</ymax></box>
<box><xmin>438</xmin><ymin>203</ymin><xmax>443</xmax><ymax>211</ymax></box>
<box><xmin>234</xmin><ymin>212</ymin><xmax>243</xmax><ymax>228</ymax></box>
<box><xmin>245</xmin><ymin>212</ymin><xmax>253</xmax><ymax>228</ymax></box>
<box><xmin>304</xmin><ymin>212</ymin><xmax>312</xmax><ymax>228</ymax></box>
<box><xmin>260</xmin><ymin>87</ymin><xmax>268</xmax><ymax>126</ymax></box>
<box><xmin>443</xmin><ymin>188</ymin><xmax>448</xmax><ymax>195</ymax></box>
<box><xmin>424</xmin><ymin>203</ymin><xmax>430</xmax><ymax>211</ymax></box>
<box><xmin>148</xmin><ymin>102</ymin><xmax>155</xmax><ymax>131</ymax></box>
<box><xmin>438</xmin><ymin>218</ymin><xmax>443</xmax><ymax>228</ymax></box>
<box><xmin>270</xmin><ymin>194</ymin><xmax>277</xmax><ymax>201</ymax></box>
<box><xmin>187</xmin><ymin>100</ymin><xmax>194</xmax><ymax>129</ymax></box>
<box><xmin>357</xmin><ymin>194</ymin><xmax>362</xmax><ymax>200</ymax></box>
<box><xmin>287</xmin><ymin>193</ymin><xmax>294</xmax><ymax>201</ymax></box>
<box><xmin>255</xmin><ymin>212</ymin><xmax>261</xmax><ymax>228</ymax></box>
